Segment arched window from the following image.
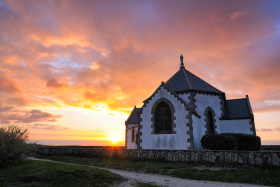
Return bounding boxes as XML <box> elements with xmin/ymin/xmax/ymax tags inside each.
<box><xmin>207</xmin><ymin>111</ymin><xmax>214</xmax><ymax>134</ymax></box>
<box><xmin>155</xmin><ymin>102</ymin><xmax>172</xmax><ymax>134</ymax></box>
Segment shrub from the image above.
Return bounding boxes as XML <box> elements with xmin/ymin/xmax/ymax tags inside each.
<box><xmin>201</xmin><ymin>133</ymin><xmax>261</xmax><ymax>151</ymax></box>
<box><xmin>0</xmin><ymin>125</ymin><xmax>30</xmax><ymax>168</ymax></box>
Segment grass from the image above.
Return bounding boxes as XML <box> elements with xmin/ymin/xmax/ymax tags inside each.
<box><xmin>0</xmin><ymin>159</ymin><xmax>124</xmax><ymax>187</ymax></box>
<box><xmin>170</xmin><ymin>168</ymin><xmax>279</xmax><ymax>186</ymax></box>
<box><xmin>29</xmin><ymin>153</ymin><xmax>189</xmax><ymax>173</ymax></box>
<box><xmin>29</xmin><ymin>153</ymin><xmax>280</xmax><ymax>186</ymax></box>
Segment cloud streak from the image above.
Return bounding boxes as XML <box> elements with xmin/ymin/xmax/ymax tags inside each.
<box><xmin>274</xmin><ymin>127</ymin><xmax>280</xmax><ymax>131</ymax></box>
<box><xmin>0</xmin><ymin>108</ymin><xmax>62</xmax><ymax>124</ymax></box>
<box><xmin>256</xmin><ymin>128</ymin><xmax>273</xmax><ymax>132</ymax></box>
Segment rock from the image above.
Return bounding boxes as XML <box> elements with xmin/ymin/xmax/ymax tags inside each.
<box><xmin>271</xmin><ymin>153</ymin><xmax>280</xmax><ymax>166</ymax></box>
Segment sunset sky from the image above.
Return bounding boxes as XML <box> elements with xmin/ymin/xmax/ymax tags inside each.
<box><xmin>0</xmin><ymin>0</ymin><xmax>280</xmax><ymax>146</ymax></box>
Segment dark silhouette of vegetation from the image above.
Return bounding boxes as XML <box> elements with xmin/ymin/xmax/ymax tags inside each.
<box><xmin>201</xmin><ymin>133</ymin><xmax>261</xmax><ymax>151</ymax></box>
<box><xmin>0</xmin><ymin>124</ymin><xmax>34</xmax><ymax>168</ymax></box>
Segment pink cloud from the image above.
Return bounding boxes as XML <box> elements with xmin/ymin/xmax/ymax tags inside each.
<box><xmin>6</xmin><ymin>97</ymin><xmax>29</xmax><ymax>106</ymax></box>
<box><xmin>274</xmin><ymin>127</ymin><xmax>280</xmax><ymax>131</ymax></box>
<box><xmin>28</xmin><ymin>123</ymin><xmax>69</xmax><ymax>130</ymax></box>
<box><xmin>256</xmin><ymin>128</ymin><xmax>273</xmax><ymax>132</ymax></box>
<box><xmin>230</xmin><ymin>11</ymin><xmax>247</xmax><ymax>20</ymax></box>
<box><xmin>46</xmin><ymin>79</ymin><xmax>64</xmax><ymax>88</ymax></box>
<box><xmin>0</xmin><ymin>76</ymin><xmax>22</xmax><ymax>94</ymax></box>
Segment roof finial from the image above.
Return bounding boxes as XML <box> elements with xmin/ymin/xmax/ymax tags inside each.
<box><xmin>180</xmin><ymin>54</ymin><xmax>185</xmax><ymax>69</ymax></box>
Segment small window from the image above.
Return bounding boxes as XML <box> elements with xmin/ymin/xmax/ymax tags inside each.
<box><xmin>155</xmin><ymin>102</ymin><xmax>172</xmax><ymax>134</ymax></box>
<box><xmin>132</xmin><ymin>128</ymin><xmax>135</xmax><ymax>141</ymax></box>
<box><xmin>207</xmin><ymin>111</ymin><xmax>214</xmax><ymax>134</ymax></box>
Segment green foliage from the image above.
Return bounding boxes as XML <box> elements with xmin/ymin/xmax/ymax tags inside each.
<box><xmin>0</xmin><ymin>125</ymin><xmax>31</xmax><ymax>168</ymax></box>
<box><xmin>201</xmin><ymin>133</ymin><xmax>261</xmax><ymax>151</ymax></box>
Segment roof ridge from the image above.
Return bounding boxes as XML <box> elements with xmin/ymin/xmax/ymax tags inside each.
<box><xmin>226</xmin><ymin>98</ymin><xmax>246</xmax><ymax>101</ymax></box>
<box><xmin>182</xmin><ymin>68</ymin><xmax>192</xmax><ymax>89</ymax></box>
<box><xmin>184</xmin><ymin>68</ymin><xmax>223</xmax><ymax>93</ymax></box>
<box><xmin>127</xmin><ymin>107</ymin><xmax>136</xmax><ymax>121</ymax></box>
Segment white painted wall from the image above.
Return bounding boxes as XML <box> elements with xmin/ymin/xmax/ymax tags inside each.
<box><xmin>192</xmin><ymin>114</ymin><xmax>204</xmax><ymax>150</ymax></box>
<box><xmin>191</xmin><ymin>94</ymin><xmax>222</xmax><ymax>150</ymax></box>
<box><xmin>194</xmin><ymin>94</ymin><xmax>222</xmax><ymax>119</ymax></box>
<box><xmin>126</xmin><ymin>125</ymin><xmax>138</xmax><ymax>149</ymax></box>
<box><xmin>191</xmin><ymin>94</ymin><xmax>253</xmax><ymax>150</ymax></box>
<box><xmin>219</xmin><ymin>119</ymin><xmax>253</xmax><ymax>134</ymax></box>
<box><xmin>136</xmin><ymin>89</ymin><xmax>253</xmax><ymax>150</ymax></box>
<box><xmin>140</xmin><ymin>86</ymin><xmax>190</xmax><ymax>150</ymax></box>
<box><xmin>178</xmin><ymin>93</ymin><xmax>191</xmax><ymax>104</ymax></box>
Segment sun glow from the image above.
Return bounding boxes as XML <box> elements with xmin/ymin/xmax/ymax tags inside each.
<box><xmin>108</xmin><ymin>133</ymin><xmax>122</xmax><ymax>144</ymax></box>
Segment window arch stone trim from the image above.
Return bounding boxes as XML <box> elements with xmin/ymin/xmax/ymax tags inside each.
<box><xmin>137</xmin><ymin>82</ymin><xmax>195</xmax><ymax>150</ymax></box>
<box><xmin>151</xmin><ymin>98</ymin><xmax>176</xmax><ymax>134</ymax></box>
<box><xmin>204</xmin><ymin>107</ymin><xmax>217</xmax><ymax>134</ymax></box>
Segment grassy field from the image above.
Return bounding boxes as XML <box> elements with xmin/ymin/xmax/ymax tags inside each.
<box><xmin>30</xmin><ymin>153</ymin><xmax>280</xmax><ymax>187</ymax></box>
<box><xmin>0</xmin><ymin>159</ymin><xmax>124</xmax><ymax>187</ymax></box>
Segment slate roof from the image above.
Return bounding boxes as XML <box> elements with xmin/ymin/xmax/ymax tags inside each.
<box><xmin>165</xmin><ymin>68</ymin><xmax>224</xmax><ymax>94</ymax></box>
<box><xmin>126</xmin><ymin>107</ymin><xmax>140</xmax><ymax>124</ymax></box>
<box><xmin>222</xmin><ymin>99</ymin><xmax>251</xmax><ymax>119</ymax></box>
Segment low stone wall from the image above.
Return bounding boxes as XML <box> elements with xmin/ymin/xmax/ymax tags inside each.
<box><xmin>261</xmin><ymin>145</ymin><xmax>280</xmax><ymax>150</ymax></box>
<box><xmin>37</xmin><ymin>146</ymin><xmax>280</xmax><ymax>166</ymax></box>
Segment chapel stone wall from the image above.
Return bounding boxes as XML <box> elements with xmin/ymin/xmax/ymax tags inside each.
<box><xmin>37</xmin><ymin>146</ymin><xmax>280</xmax><ymax>167</ymax></box>
<box><xmin>191</xmin><ymin>93</ymin><xmax>223</xmax><ymax>149</ymax></box>
<box><xmin>139</xmin><ymin>86</ymin><xmax>190</xmax><ymax>150</ymax></box>
<box><xmin>219</xmin><ymin>119</ymin><xmax>253</xmax><ymax>134</ymax></box>
<box><xmin>126</xmin><ymin>126</ymin><xmax>138</xmax><ymax>149</ymax></box>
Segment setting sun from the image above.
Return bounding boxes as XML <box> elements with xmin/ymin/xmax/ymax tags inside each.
<box><xmin>108</xmin><ymin>134</ymin><xmax>122</xmax><ymax>144</ymax></box>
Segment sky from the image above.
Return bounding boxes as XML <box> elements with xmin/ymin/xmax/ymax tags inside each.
<box><xmin>0</xmin><ymin>0</ymin><xmax>280</xmax><ymax>146</ymax></box>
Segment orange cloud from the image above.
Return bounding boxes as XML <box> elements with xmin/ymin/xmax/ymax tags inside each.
<box><xmin>6</xmin><ymin>97</ymin><xmax>29</xmax><ymax>106</ymax></box>
<box><xmin>0</xmin><ymin>76</ymin><xmax>22</xmax><ymax>94</ymax></box>
<box><xmin>0</xmin><ymin>109</ymin><xmax>62</xmax><ymax>124</ymax></box>
<box><xmin>46</xmin><ymin>79</ymin><xmax>67</xmax><ymax>88</ymax></box>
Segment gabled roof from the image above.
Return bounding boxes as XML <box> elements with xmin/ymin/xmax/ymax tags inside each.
<box><xmin>221</xmin><ymin>98</ymin><xmax>251</xmax><ymax>120</ymax></box>
<box><xmin>126</xmin><ymin>107</ymin><xmax>140</xmax><ymax>124</ymax></box>
<box><xmin>165</xmin><ymin>67</ymin><xmax>224</xmax><ymax>94</ymax></box>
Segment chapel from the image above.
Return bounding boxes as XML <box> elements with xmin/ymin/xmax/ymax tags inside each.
<box><xmin>125</xmin><ymin>55</ymin><xmax>256</xmax><ymax>150</ymax></box>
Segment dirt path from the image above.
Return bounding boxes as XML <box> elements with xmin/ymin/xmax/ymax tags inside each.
<box><xmin>27</xmin><ymin>157</ymin><xmax>268</xmax><ymax>187</ymax></box>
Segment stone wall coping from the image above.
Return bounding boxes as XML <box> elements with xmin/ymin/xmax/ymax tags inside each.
<box><xmin>37</xmin><ymin>146</ymin><xmax>280</xmax><ymax>166</ymax></box>
<box><xmin>36</xmin><ymin>146</ymin><xmax>279</xmax><ymax>153</ymax></box>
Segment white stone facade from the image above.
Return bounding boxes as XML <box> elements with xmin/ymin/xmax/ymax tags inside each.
<box><xmin>139</xmin><ymin>86</ymin><xmax>190</xmax><ymax>150</ymax></box>
<box><xmin>126</xmin><ymin>125</ymin><xmax>138</xmax><ymax>149</ymax></box>
<box><xmin>192</xmin><ymin>94</ymin><xmax>223</xmax><ymax>149</ymax></box>
<box><xmin>139</xmin><ymin>91</ymin><xmax>254</xmax><ymax>150</ymax></box>
<box><xmin>219</xmin><ymin>119</ymin><xmax>252</xmax><ymax>134</ymax></box>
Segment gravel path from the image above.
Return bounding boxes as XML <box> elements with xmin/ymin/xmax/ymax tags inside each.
<box><xmin>27</xmin><ymin>157</ymin><xmax>269</xmax><ymax>187</ymax></box>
